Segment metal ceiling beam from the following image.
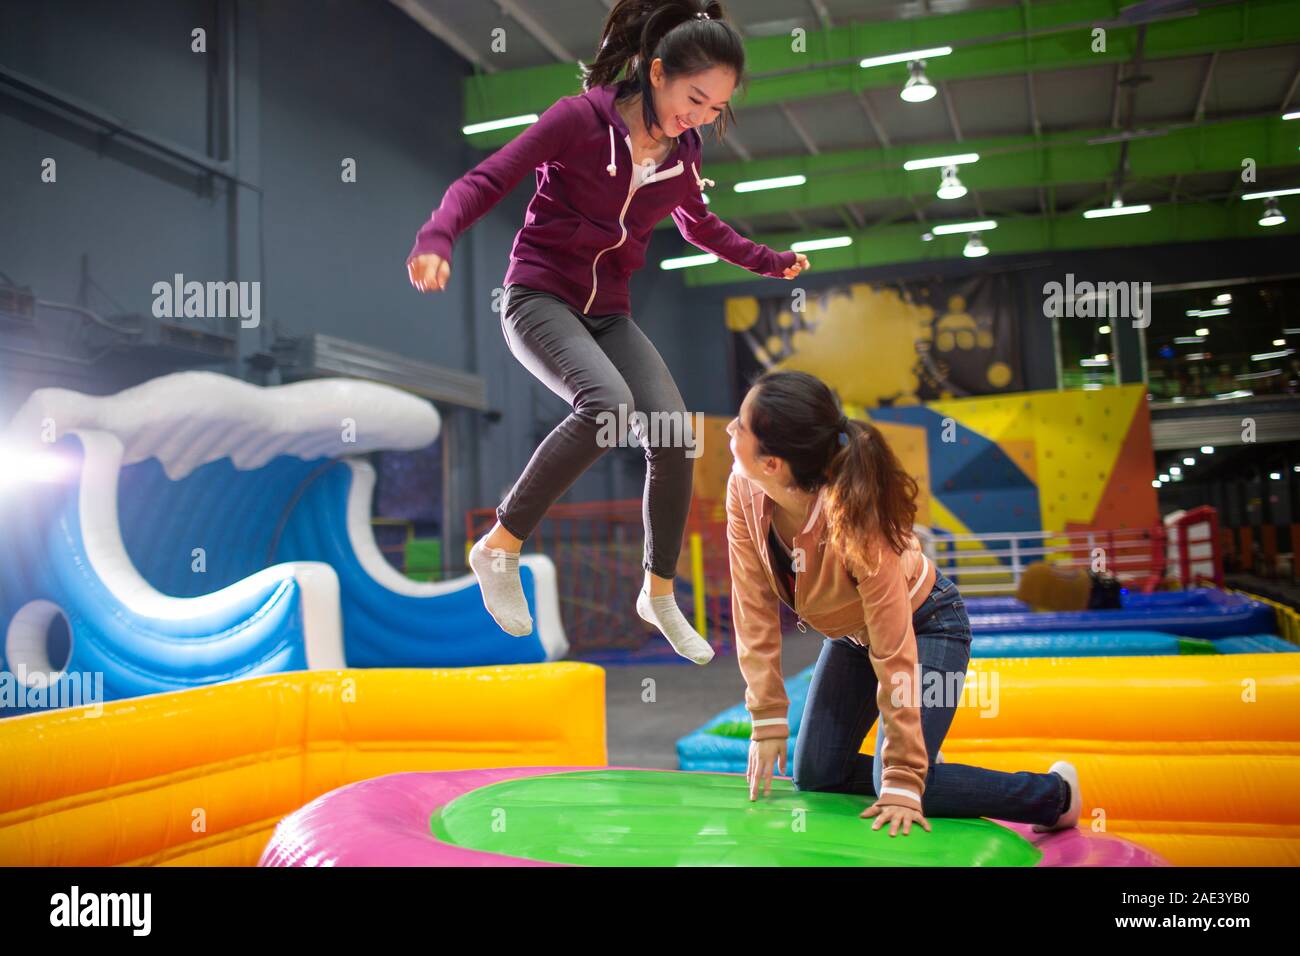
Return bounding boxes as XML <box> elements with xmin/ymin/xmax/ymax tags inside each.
<box><xmin>843</xmin><ymin>204</ymin><xmax>867</xmax><ymax>229</ymax></box>
<box><xmin>779</xmin><ymin>102</ymin><xmax>819</xmax><ymax>155</ymax></box>
<box><xmin>777</xmin><ymin>102</ymin><xmax>820</xmax><ymax>230</ymax></box>
<box><xmin>854</xmin><ymin>90</ymin><xmax>890</xmax><ymax>149</ymax></box>
<box><xmin>1108</xmin><ymin>62</ymin><xmax>1124</xmax><ymax>130</ymax></box>
<box><xmin>494</xmin><ymin>0</ymin><xmax>576</xmax><ymax>63</ymax></box>
<box><xmin>803</xmin><ymin>0</ymin><xmax>834</xmax><ymax>32</ymax></box>
<box><xmin>938</xmin><ymin>81</ymin><xmax>987</xmax><ymax>220</ymax></box>
<box><xmin>652</xmin><ymin>113</ymin><xmax>1299</xmax><ymax>224</ymax></box>
<box><xmin>1110</xmin><ymin>23</ymin><xmax>1149</xmax><ymax>204</ymax></box>
<box><xmin>1193</xmin><ymin>50</ymin><xmax>1219</xmax><ymax>123</ymax></box>
<box><xmin>680</xmin><ymin>198</ymin><xmax>1300</xmax><ymax>287</ymax></box>
<box><xmin>389</xmin><ymin>0</ymin><xmax>496</xmax><ymax>72</ymax></box>
<box><xmin>852</xmin><ymin>90</ymin><xmax>930</xmax><ymax>230</ymax></box>
<box><xmin>460</xmin><ymin>0</ymin><xmax>1300</xmax><ymax>140</ymax></box>
<box><xmin>1172</xmin><ymin>50</ymin><xmax>1221</xmax><ymax>204</ymax></box>
<box><xmin>777</xmin><ymin>100</ymin><xmax>860</xmax><ymax>229</ymax></box>
<box><xmin>1281</xmin><ymin>58</ymin><xmax>1300</xmax><ymax>112</ymax></box>
<box><xmin>1025</xmin><ymin>71</ymin><xmax>1048</xmax><ymax>216</ymax></box>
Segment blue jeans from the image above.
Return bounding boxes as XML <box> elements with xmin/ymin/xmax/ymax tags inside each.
<box><xmin>792</xmin><ymin>572</ymin><xmax>1068</xmax><ymax>826</ymax></box>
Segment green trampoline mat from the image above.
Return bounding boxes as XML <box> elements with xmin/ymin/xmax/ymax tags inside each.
<box><xmin>429</xmin><ymin>769</ymin><xmax>1042</xmax><ymax>866</ymax></box>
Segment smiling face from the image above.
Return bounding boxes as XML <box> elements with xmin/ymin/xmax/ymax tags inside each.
<box><xmin>726</xmin><ymin>388</ymin><xmax>788</xmax><ymax>489</ymax></box>
<box><xmin>648</xmin><ymin>60</ymin><xmax>735</xmax><ymax>138</ymax></box>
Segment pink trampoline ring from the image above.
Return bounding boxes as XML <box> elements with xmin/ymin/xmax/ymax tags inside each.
<box><xmin>258</xmin><ymin>766</ymin><xmax>1169</xmax><ymax>867</ymax></box>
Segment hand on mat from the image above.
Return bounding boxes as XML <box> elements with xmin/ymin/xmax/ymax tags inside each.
<box><xmin>747</xmin><ymin>737</ymin><xmax>787</xmax><ymax>800</ymax></box>
<box><xmin>861</xmin><ymin>802</ymin><xmax>931</xmax><ymax>837</ymax></box>
<box><xmin>782</xmin><ymin>252</ymin><xmax>810</xmax><ymax>280</ymax></box>
<box><xmin>408</xmin><ymin>253</ymin><xmax>451</xmax><ymax>293</ymax></box>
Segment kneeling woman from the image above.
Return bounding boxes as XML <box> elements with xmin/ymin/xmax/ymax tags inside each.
<box><xmin>724</xmin><ymin>370</ymin><xmax>1080</xmax><ymax>837</ymax></box>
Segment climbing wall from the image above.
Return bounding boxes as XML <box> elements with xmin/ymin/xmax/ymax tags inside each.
<box><xmin>858</xmin><ymin>383</ymin><xmax>1157</xmax><ymax>536</ymax></box>
<box><xmin>685</xmin><ymin>384</ymin><xmax>1155</xmax><ymax>555</ymax></box>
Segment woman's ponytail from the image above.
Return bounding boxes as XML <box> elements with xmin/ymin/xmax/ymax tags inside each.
<box><xmin>580</xmin><ymin>1</ymin><xmax>742</xmax><ymax>143</ymax></box>
<box><xmin>824</xmin><ymin>418</ymin><xmax>920</xmax><ymax>575</ymax></box>
<box><xmin>581</xmin><ymin>0</ymin><xmax>654</xmax><ymax>92</ymax></box>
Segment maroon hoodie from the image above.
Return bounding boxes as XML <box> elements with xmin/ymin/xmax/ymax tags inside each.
<box><xmin>407</xmin><ymin>82</ymin><xmax>797</xmax><ymax>317</ymax></box>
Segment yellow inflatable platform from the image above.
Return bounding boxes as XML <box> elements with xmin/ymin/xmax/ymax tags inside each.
<box><xmin>857</xmin><ymin>653</ymin><xmax>1300</xmax><ymax>866</ymax></box>
<box><xmin>0</xmin><ymin>663</ymin><xmax>606</xmax><ymax>866</ymax></box>
<box><xmin>5</xmin><ymin>652</ymin><xmax>1295</xmax><ymax>867</ymax></box>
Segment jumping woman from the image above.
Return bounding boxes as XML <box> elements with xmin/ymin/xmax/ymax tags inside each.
<box><xmin>725</xmin><ymin>370</ymin><xmax>1082</xmax><ymax>836</ymax></box>
<box><xmin>407</xmin><ymin>0</ymin><xmax>808</xmax><ymax>664</ymax></box>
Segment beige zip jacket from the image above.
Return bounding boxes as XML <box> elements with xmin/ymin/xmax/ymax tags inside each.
<box><xmin>726</xmin><ymin>470</ymin><xmax>937</xmax><ymax>812</ymax></box>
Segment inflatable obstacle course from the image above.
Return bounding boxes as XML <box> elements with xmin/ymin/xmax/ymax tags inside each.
<box><xmin>678</xmin><ymin>652</ymin><xmax>1300</xmax><ymax>866</ymax></box>
<box><xmin>0</xmin><ymin>663</ymin><xmax>605</xmax><ymax>866</ymax></box>
<box><xmin>259</xmin><ymin>767</ymin><xmax>1165</xmax><ymax>867</ymax></box>
<box><xmin>1</xmin><ymin>372</ymin><xmax>567</xmax><ymax>715</ymax></box>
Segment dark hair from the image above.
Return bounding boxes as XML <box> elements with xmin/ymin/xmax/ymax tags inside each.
<box><xmin>745</xmin><ymin>370</ymin><xmax>920</xmax><ymax>572</ymax></box>
<box><xmin>580</xmin><ymin>0</ymin><xmax>744</xmax><ymax>144</ymax></box>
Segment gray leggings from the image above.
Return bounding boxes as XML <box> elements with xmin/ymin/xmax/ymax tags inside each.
<box><xmin>496</xmin><ymin>283</ymin><xmax>694</xmax><ymax>579</ymax></box>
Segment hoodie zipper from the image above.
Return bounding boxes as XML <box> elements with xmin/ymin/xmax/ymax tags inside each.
<box><xmin>793</xmin><ymin>566</ymin><xmax>808</xmax><ymax>632</ymax></box>
<box><xmin>777</xmin><ymin>491</ymin><xmax>825</xmax><ymax>635</ymax></box>
<box><xmin>771</xmin><ymin>523</ymin><xmax>809</xmax><ymax>633</ymax></box>
<box><xmin>584</xmin><ymin>129</ymin><xmax>684</xmax><ymax>314</ymax></box>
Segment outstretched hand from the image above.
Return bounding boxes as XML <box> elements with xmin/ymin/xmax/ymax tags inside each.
<box><xmin>782</xmin><ymin>252</ymin><xmax>810</xmax><ymax>280</ymax></box>
<box><xmin>408</xmin><ymin>253</ymin><xmax>451</xmax><ymax>293</ymax></box>
<box><xmin>861</xmin><ymin>802</ymin><xmax>931</xmax><ymax>837</ymax></box>
<box><xmin>746</xmin><ymin>737</ymin><xmax>787</xmax><ymax>800</ymax></box>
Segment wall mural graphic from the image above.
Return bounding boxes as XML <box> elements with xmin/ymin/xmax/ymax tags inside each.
<box><xmin>727</xmin><ymin>274</ymin><xmax>1023</xmax><ymax>408</ymax></box>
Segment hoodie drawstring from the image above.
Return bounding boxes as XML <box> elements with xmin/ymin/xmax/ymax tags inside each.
<box><xmin>608</xmin><ymin>122</ymin><xmax>711</xmax><ymax>193</ymax></box>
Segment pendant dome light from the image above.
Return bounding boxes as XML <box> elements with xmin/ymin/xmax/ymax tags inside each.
<box><xmin>900</xmin><ymin>60</ymin><xmax>937</xmax><ymax>103</ymax></box>
<box><xmin>937</xmin><ymin>164</ymin><xmax>967</xmax><ymax>200</ymax></box>
<box><xmin>1259</xmin><ymin>198</ymin><xmax>1287</xmax><ymax>227</ymax></box>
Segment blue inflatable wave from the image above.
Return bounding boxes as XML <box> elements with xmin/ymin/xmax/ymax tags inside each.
<box><xmin>119</xmin><ymin>454</ymin><xmax>565</xmax><ymax>667</ymax></box>
<box><xmin>1</xmin><ymin>372</ymin><xmax>568</xmax><ymax>717</ymax></box>
<box><xmin>0</xmin><ymin>432</ymin><xmax>338</xmax><ymax>717</ymax></box>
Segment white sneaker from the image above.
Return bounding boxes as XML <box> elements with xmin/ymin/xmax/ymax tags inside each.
<box><xmin>1032</xmin><ymin>760</ymin><xmax>1081</xmax><ymax>833</ymax></box>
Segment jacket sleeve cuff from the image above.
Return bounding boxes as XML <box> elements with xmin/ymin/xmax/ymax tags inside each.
<box><xmin>407</xmin><ymin>219</ymin><xmax>453</xmax><ymax>266</ymax></box>
<box><xmin>768</xmin><ymin>249</ymin><xmax>797</xmax><ymax>277</ymax></box>
<box><xmin>875</xmin><ymin>768</ymin><xmax>926</xmax><ymax>812</ymax></box>
<box><xmin>749</xmin><ymin>711</ymin><xmax>789</xmax><ymax>741</ymax></box>
<box><xmin>873</xmin><ymin>784</ymin><xmax>924</xmax><ymax>813</ymax></box>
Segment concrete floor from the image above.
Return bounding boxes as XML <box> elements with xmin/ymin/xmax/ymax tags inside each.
<box><xmin>602</xmin><ymin>628</ymin><xmax>823</xmax><ymax>768</ymax></box>
<box><xmin>1224</xmin><ymin>572</ymin><xmax>1300</xmax><ymax>610</ymax></box>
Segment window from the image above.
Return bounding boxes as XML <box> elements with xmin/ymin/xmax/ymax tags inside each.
<box><xmin>1145</xmin><ymin>277</ymin><xmax>1300</xmax><ymax>404</ymax></box>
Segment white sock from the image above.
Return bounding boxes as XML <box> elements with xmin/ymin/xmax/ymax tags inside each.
<box><xmin>469</xmin><ymin>537</ymin><xmax>533</xmax><ymax>637</ymax></box>
<box><xmin>636</xmin><ymin>586</ymin><xmax>714</xmax><ymax>664</ymax></box>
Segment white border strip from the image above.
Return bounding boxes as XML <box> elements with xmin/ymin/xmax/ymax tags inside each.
<box><xmin>73</xmin><ymin>429</ymin><xmax>345</xmax><ymax>669</ymax></box>
<box><xmin>343</xmin><ymin>460</ymin><xmax>569</xmax><ymax>660</ymax></box>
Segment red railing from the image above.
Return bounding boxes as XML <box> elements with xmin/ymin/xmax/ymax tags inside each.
<box><xmin>1165</xmin><ymin>505</ymin><xmax>1224</xmax><ymax>588</ymax></box>
<box><xmin>466</xmin><ymin>499</ymin><xmax>749</xmax><ymax>657</ymax></box>
<box><xmin>465</xmin><ymin>501</ymin><xmax>1227</xmax><ymax>653</ymax></box>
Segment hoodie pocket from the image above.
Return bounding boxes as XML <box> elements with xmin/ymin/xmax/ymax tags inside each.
<box><xmin>527</xmin><ymin>215</ymin><xmax>585</xmax><ymax>248</ymax></box>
